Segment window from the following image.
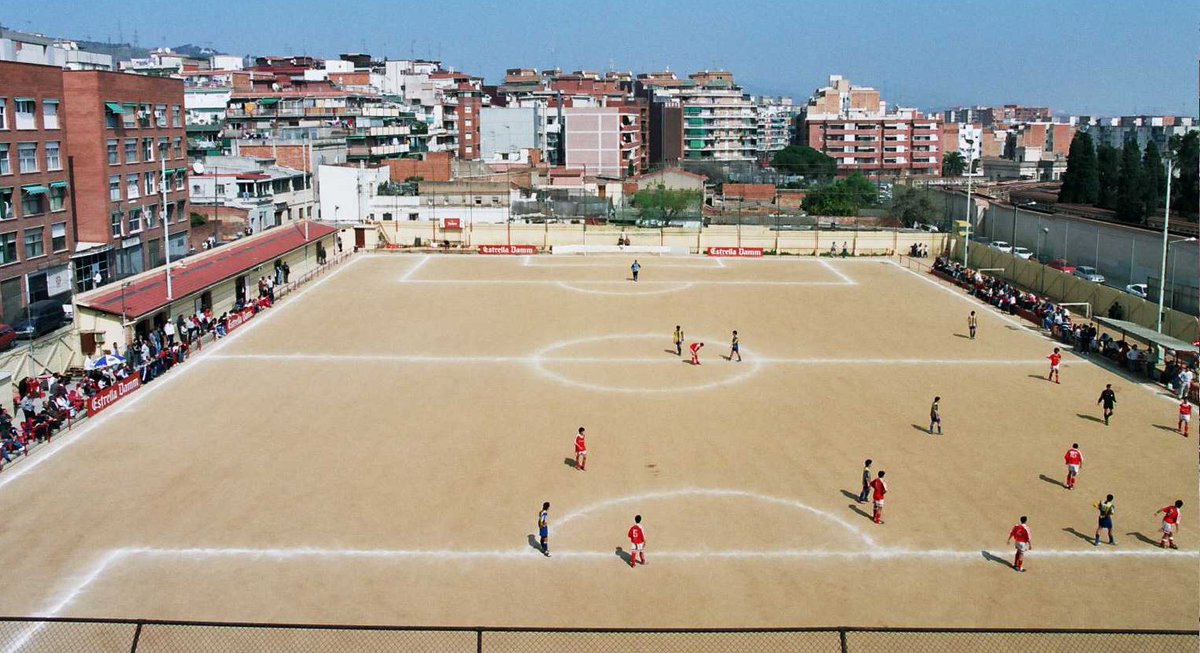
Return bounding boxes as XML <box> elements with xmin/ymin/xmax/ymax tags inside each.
<box><xmin>14</xmin><ymin>99</ymin><xmax>35</xmax><ymax>130</ymax></box>
<box><xmin>42</xmin><ymin>101</ymin><xmax>59</xmax><ymax>129</ymax></box>
<box><xmin>128</xmin><ymin>207</ymin><xmax>141</xmax><ymax>232</ymax></box>
<box><xmin>144</xmin><ymin>170</ymin><xmax>156</xmax><ymax>195</ymax></box>
<box><xmin>126</xmin><ymin>174</ymin><xmax>139</xmax><ymax>199</ymax></box>
<box><xmin>51</xmin><ymin>223</ymin><xmax>66</xmax><ymax>252</ymax></box>
<box><xmin>23</xmin><ymin>227</ymin><xmax>43</xmax><ymax>258</ymax></box>
<box><xmin>145</xmin><ymin>204</ymin><xmax>157</xmax><ymax>228</ymax></box>
<box><xmin>155</xmin><ymin>104</ymin><xmax>167</xmax><ymax>127</ymax></box>
<box><xmin>125</xmin><ymin>139</ymin><xmax>137</xmax><ymax>163</ymax></box>
<box><xmin>17</xmin><ymin>143</ymin><xmax>37</xmax><ymax>173</ymax></box>
<box><xmin>45</xmin><ymin>141</ymin><xmax>61</xmax><ymax>171</ymax></box>
<box><xmin>0</xmin><ymin>188</ymin><xmax>11</xmax><ymax>220</ymax></box>
<box><xmin>176</xmin><ymin>200</ymin><xmax>185</xmax><ymax>222</ymax></box>
<box><xmin>165</xmin><ymin>202</ymin><xmax>175</xmax><ymax>224</ymax></box>
<box><xmin>110</xmin><ymin>211</ymin><xmax>123</xmax><ymax>237</ymax></box>
<box><xmin>0</xmin><ymin>99</ymin><xmax>7</xmax><ymax>129</ymax></box>
<box><xmin>49</xmin><ymin>185</ymin><xmax>65</xmax><ymax>211</ymax></box>
<box><xmin>138</xmin><ymin>104</ymin><xmax>152</xmax><ymax>128</ymax></box>
<box><xmin>171</xmin><ymin>105</ymin><xmax>181</xmax><ymax>127</ymax></box>
<box><xmin>465</xmin><ymin>119</ymin><xmax>472</xmax><ymax>127</ymax></box>
<box><xmin>122</xmin><ymin>104</ymin><xmax>136</xmax><ymax>129</ymax></box>
<box><xmin>192</xmin><ymin>184</ymin><xmax>201</xmax><ymax>194</ymax></box>
<box><xmin>215</xmin><ymin>183</ymin><xmax>226</xmax><ymax>195</ymax></box>
<box><xmin>105</xmin><ymin>103</ymin><xmax>119</xmax><ymax>129</ymax></box>
<box><xmin>108</xmin><ymin>139</ymin><xmax>119</xmax><ymax>165</ymax></box>
<box><xmin>0</xmin><ymin>144</ymin><xmax>8</xmax><ymax>175</ymax></box>
<box><xmin>109</xmin><ymin>175</ymin><xmax>121</xmax><ymax>201</ymax></box>
<box><xmin>21</xmin><ymin>188</ymin><xmax>43</xmax><ymax>216</ymax></box>
<box><xmin>175</xmin><ymin>171</ymin><xmax>185</xmax><ymax>190</ymax></box>
<box><xmin>142</xmin><ymin>138</ymin><xmax>154</xmax><ymax>161</ymax></box>
<box><xmin>172</xmin><ymin>137</ymin><xmax>182</xmax><ymax>159</ymax></box>
<box><xmin>0</xmin><ymin>232</ymin><xmax>16</xmax><ymax>264</ymax></box>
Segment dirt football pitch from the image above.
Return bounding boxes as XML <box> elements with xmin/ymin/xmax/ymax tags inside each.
<box><xmin>0</xmin><ymin>253</ymin><xmax>1195</xmax><ymax>638</ymax></box>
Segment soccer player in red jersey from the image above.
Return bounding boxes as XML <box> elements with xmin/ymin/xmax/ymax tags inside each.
<box><xmin>1063</xmin><ymin>443</ymin><xmax>1083</xmax><ymax>490</ymax></box>
<box><xmin>1179</xmin><ymin>400</ymin><xmax>1192</xmax><ymax>437</ymax></box>
<box><xmin>1047</xmin><ymin>348</ymin><xmax>1062</xmax><ymax>383</ymax></box>
<box><xmin>628</xmin><ymin>515</ymin><xmax>646</xmax><ymax>567</ymax></box>
<box><xmin>1007</xmin><ymin>516</ymin><xmax>1031</xmax><ymax>572</ymax></box>
<box><xmin>689</xmin><ymin>341</ymin><xmax>704</xmax><ymax>365</ymax></box>
<box><xmin>573</xmin><ymin>427</ymin><xmax>587</xmax><ymax>470</ymax></box>
<box><xmin>1157</xmin><ymin>500</ymin><xmax>1183</xmax><ymax>549</ymax></box>
<box><xmin>869</xmin><ymin>471</ymin><xmax>888</xmax><ymax>524</ymax></box>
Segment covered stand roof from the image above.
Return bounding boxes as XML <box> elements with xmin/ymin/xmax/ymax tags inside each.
<box><xmin>77</xmin><ymin>223</ymin><xmax>338</xmax><ymax>319</ymax></box>
<box><xmin>1092</xmin><ymin>316</ymin><xmax>1198</xmax><ymax>354</ymax></box>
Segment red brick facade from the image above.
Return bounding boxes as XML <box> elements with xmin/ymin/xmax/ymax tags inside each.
<box><xmin>63</xmin><ymin>70</ymin><xmax>190</xmax><ymax>282</ymax></box>
<box><xmin>0</xmin><ymin>61</ymin><xmax>76</xmax><ymax>321</ymax></box>
<box><xmin>801</xmin><ymin>115</ymin><xmax>943</xmax><ymax>178</ymax></box>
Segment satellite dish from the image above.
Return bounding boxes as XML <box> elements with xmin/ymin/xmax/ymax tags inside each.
<box><xmin>192</xmin><ymin>161</ymin><xmax>206</xmax><ymax>174</ymax></box>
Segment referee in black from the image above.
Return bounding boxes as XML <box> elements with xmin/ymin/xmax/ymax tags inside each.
<box><xmin>1097</xmin><ymin>384</ymin><xmax>1117</xmax><ymax>426</ymax></box>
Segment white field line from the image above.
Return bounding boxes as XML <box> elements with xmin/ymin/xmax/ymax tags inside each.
<box><xmin>398</xmin><ymin>279</ymin><xmax>852</xmax><ymax>286</ymax></box>
<box><xmin>207</xmin><ymin>353</ymin><xmax>1062</xmax><ymax>366</ymax></box>
<box><xmin>885</xmin><ymin>260</ymin><xmax>1181</xmax><ymax>405</ymax></box>
<box><xmin>818</xmin><ymin>259</ymin><xmax>856</xmax><ymax>285</ymax></box>
<box><xmin>1</xmin><ymin>549</ymin><xmax>124</xmax><ymax>653</ymax></box>
<box><xmin>523</xmin><ymin>259</ymin><xmax>724</xmax><ymax>270</ymax></box>
<box><xmin>0</xmin><ymin>256</ymin><xmax>366</xmax><ymax>493</ymax></box>
<box><xmin>398</xmin><ymin>254</ymin><xmax>431</xmax><ymax>281</ymax></box>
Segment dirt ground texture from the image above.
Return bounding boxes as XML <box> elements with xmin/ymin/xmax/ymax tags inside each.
<box><xmin>0</xmin><ymin>253</ymin><xmax>1195</xmax><ymax>633</ymax></box>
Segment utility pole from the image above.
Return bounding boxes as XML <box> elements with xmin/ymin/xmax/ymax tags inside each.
<box><xmin>160</xmin><ymin>143</ymin><xmax>172</xmax><ymax>300</ymax></box>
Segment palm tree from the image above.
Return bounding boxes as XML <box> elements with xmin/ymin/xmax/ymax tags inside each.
<box><xmin>942</xmin><ymin>151</ymin><xmax>966</xmax><ymax>177</ymax></box>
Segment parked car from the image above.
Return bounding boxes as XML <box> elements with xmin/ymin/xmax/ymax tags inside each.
<box><xmin>1125</xmin><ymin>283</ymin><xmax>1149</xmax><ymax>299</ymax></box>
<box><xmin>12</xmin><ymin>300</ymin><xmax>67</xmax><ymax>339</ymax></box>
<box><xmin>1048</xmin><ymin>258</ymin><xmax>1075</xmax><ymax>274</ymax></box>
<box><xmin>0</xmin><ymin>324</ymin><xmax>15</xmax><ymax>351</ymax></box>
<box><xmin>1073</xmin><ymin>266</ymin><xmax>1106</xmax><ymax>284</ymax></box>
<box><xmin>1011</xmin><ymin>246</ymin><xmax>1033</xmax><ymax>260</ymax></box>
<box><xmin>989</xmin><ymin>240</ymin><xmax>1013</xmax><ymax>253</ymax></box>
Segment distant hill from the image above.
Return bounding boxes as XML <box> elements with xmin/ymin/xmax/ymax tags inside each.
<box><xmin>69</xmin><ymin>39</ymin><xmax>227</xmax><ymax>62</ymax></box>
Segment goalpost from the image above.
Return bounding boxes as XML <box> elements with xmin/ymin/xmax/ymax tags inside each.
<box><xmin>1059</xmin><ymin>302</ymin><xmax>1093</xmax><ymax>320</ymax></box>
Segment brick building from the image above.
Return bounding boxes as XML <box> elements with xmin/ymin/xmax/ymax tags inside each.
<box><xmin>798</xmin><ymin>75</ymin><xmax>942</xmax><ymax>178</ymax></box>
<box><xmin>0</xmin><ymin>61</ymin><xmax>75</xmax><ymax>323</ymax></box>
<box><xmin>63</xmin><ymin>70</ymin><xmax>190</xmax><ymax>288</ymax></box>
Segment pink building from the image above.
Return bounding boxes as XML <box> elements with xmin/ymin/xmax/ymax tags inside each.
<box><xmin>563</xmin><ymin>107</ymin><xmax>621</xmax><ymax>178</ymax></box>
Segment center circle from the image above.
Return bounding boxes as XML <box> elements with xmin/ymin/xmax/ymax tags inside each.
<box><xmin>555</xmin><ymin>281</ymin><xmax>695</xmax><ymax>296</ymax></box>
<box><xmin>529</xmin><ymin>334</ymin><xmax>762</xmax><ymax>393</ymax></box>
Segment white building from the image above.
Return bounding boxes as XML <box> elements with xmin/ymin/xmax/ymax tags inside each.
<box><xmin>317</xmin><ymin>164</ymin><xmax>390</xmax><ymax>224</ymax></box>
<box><xmin>0</xmin><ymin>29</ymin><xmax>112</xmax><ymax>70</ymax></box>
<box><xmin>752</xmin><ymin>96</ymin><xmax>795</xmax><ymax>158</ymax></box>
<box><xmin>189</xmin><ymin>156</ymin><xmax>315</xmax><ymax>234</ymax></box>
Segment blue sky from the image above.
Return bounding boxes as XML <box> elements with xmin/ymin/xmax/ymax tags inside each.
<box><xmin>9</xmin><ymin>0</ymin><xmax>1197</xmax><ymax>115</ymax></box>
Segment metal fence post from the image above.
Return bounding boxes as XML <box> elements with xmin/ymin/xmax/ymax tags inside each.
<box><xmin>476</xmin><ymin>629</ymin><xmax>483</xmax><ymax>653</ymax></box>
<box><xmin>129</xmin><ymin>622</ymin><xmax>143</xmax><ymax>653</ymax></box>
<box><xmin>839</xmin><ymin>628</ymin><xmax>849</xmax><ymax>653</ymax></box>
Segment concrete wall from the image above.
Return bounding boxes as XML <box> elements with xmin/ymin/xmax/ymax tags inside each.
<box><xmin>378</xmin><ymin>221</ymin><xmax>947</xmax><ymax>256</ymax></box>
<box><xmin>952</xmin><ymin>242</ymin><xmax>1199</xmax><ymax>345</ymax></box>
<box><xmin>944</xmin><ymin>191</ymin><xmax>1199</xmax><ymax>316</ymax></box>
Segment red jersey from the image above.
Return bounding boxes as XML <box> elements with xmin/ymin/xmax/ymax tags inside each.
<box><xmin>689</xmin><ymin>342</ymin><xmax>701</xmax><ymax>354</ymax></box>
<box><xmin>869</xmin><ymin>478</ymin><xmax>887</xmax><ymax>501</ymax></box>
<box><xmin>628</xmin><ymin>525</ymin><xmax>645</xmax><ymax>545</ymax></box>
<box><xmin>1181</xmin><ymin>403</ymin><xmax>1193</xmax><ymax>417</ymax></box>
<box><xmin>1161</xmin><ymin>506</ymin><xmax>1180</xmax><ymax>525</ymax></box>
<box><xmin>1048</xmin><ymin>353</ymin><xmax>1062</xmax><ymax>367</ymax></box>
<box><xmin>575</xmin><ymin>434</ymin><xmax>586</xmax><ymax>452</ymax></box>
<box><xmin>1009</xmin><ymin>524</ymin><xmax>1031</xmax><ymax>544</ymax></box>
<box><xmin>1064</xmin><ymin>449</ymin><xmax>1082</xmax><ymax>466</ymax></box>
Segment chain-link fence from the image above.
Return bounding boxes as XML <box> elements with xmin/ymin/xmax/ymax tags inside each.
<box><xmin>0</xmin><ymin>619</ymin><xmax>1194</xmax><ymax>653</ymax></box>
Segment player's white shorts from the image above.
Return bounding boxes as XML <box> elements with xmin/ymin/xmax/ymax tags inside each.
<box><xmin>1051</xmin><ymin>364</ymin><xmax>1060</xmax><ymax>371</ymax></box>
<box><xmin>1162</xmin><ymin>522</ymin><xmax>1175</xmax><ymax>535</ymax></box>
<box><xmin>631</xmin><ymin>542</ymin><xmax>644</xmax><ymax>552</ymax></box>
<box><xmin>576</xmin><ymin>449</ymin><xmax>587</xmax><ymax>456</ymax></box>
<box><xmin>873</xmin><ymin>499</ymin><xmax>885</xmax><ymax>509</ymax></box>
<box><xmin>1067</xmin><ymin>464</ymin><xmax>1080</xmax><ymax>475</ymax></box>
<box><xmin>1015</xmin><ymin>541</ymin><xmax>1029</xmax><ymax>552</ymax></box>
<box><xmin>1181</xmin><ymin>414</ymin><xmax>1191</xmax><ymax>424</ymax></box>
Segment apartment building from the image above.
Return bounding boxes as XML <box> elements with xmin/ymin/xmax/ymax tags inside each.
<box><xmin>187</xmin><ymin>155</ymin><xmax>314</xmax><ymax>239</ymax></box>
<box><xmin>798</xmin><ymin>75</ymin><xmax>942</xmax><ymax>177</ymax></box>
<box><xmin>0</xmin><ymin>62</ymin><xmax>75</xmax><ymax>322</ymax></box>
<box><xmin>677</xmin><ymin>72</ymin><xmax>756</xmax><ymax>163</ymax></box>
<box><xmin>752</xmin><ymin>96</ymin><xmax>795</xmax><ymax>160</ymax></box>
<box><xmin>1077</xmin><ymin>115</ymin><xmax>1197</xmax><ymax>153</ymax></box>
<box><xmin>563</xmin><ymin>106</ymin><xmax>622</xmax><ymax>178</ymax></box>
<box><xmin>63</xmin><ymin>70</ymin><xmax>190</xmax><ymax>286</ymax></box>
<box><xmin>944</xmin><ymin>105</ymin><xmax>1051</xmax><ymax>126</ymax></box>
<box><xmin>0</xmin><ymin>28</ymin><xmax>113</xmax><ymax>71</ymax></box>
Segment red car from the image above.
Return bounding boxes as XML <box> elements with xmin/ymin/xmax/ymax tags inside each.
<box><xmin>1048</xmin><ymin>258</ymin><xmax>1075</xmax><ymax>274</ymax></box>
<box><xmin>0</xmin><ymin>324</ymin><xmax>14</xmax><ymax>351</ymax></box>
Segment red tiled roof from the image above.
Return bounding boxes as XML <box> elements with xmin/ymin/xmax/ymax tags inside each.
<box><xmin>77</xmin><ymin>224</ymin><xmax>338</xmax><ymax>319</ymax></box>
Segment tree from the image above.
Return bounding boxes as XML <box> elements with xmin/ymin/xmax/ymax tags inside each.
<box><xmin>1096</xmin><ymin>144</ymin><xmax>1120</xmax><ymax>210</ymax></box>
<box><xmin>941</xmin><ymin>151</ymin><xmax>966</xmax><ymax>177</ymax></box>
<box><xmin>632</xmin><ymin>184</ymin><xmax>702</xmax><ymax>221</ymax></box>
<box><xmin>1059</xmin><ymin>131</ymin><xmax>1099</xmax><ymax>204</ymax></box>
<box><xmin>189</xmin><ymin>212</ymin><xmax>207</xmax><ymax>227</ymax></box>
<box><xmin>1141</xmin><ymin>140</ymin><xmax>1165</xmax><ymax>220</ymax></box>
<box><xmin>1170</xmin><ymin>131</ymin><xmax>1199</xmax><ymax>216</ymax></box>
<box><xmin>1115</xmin><ymin>137</ymin><xmax>1145</xmax><ymax>223</ymax></box>
<box><xmin>1003</xmin><ymin>132</ymin><xmax>1018</xmax><ymax>160</ymax></box>
<box><xmin>770</xmin><ymin>145</ymin><xmax>837</xmax><ymax>180</ymax></box>
<box><xmin>888</xmin><ymin>186</ymin><xmax>938</xmax><ymax>226</ymax></box>
<box><xmin>802</xmin><ymin>173</ymin><xmax>879</xmax><ymax>216</ymax></box>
